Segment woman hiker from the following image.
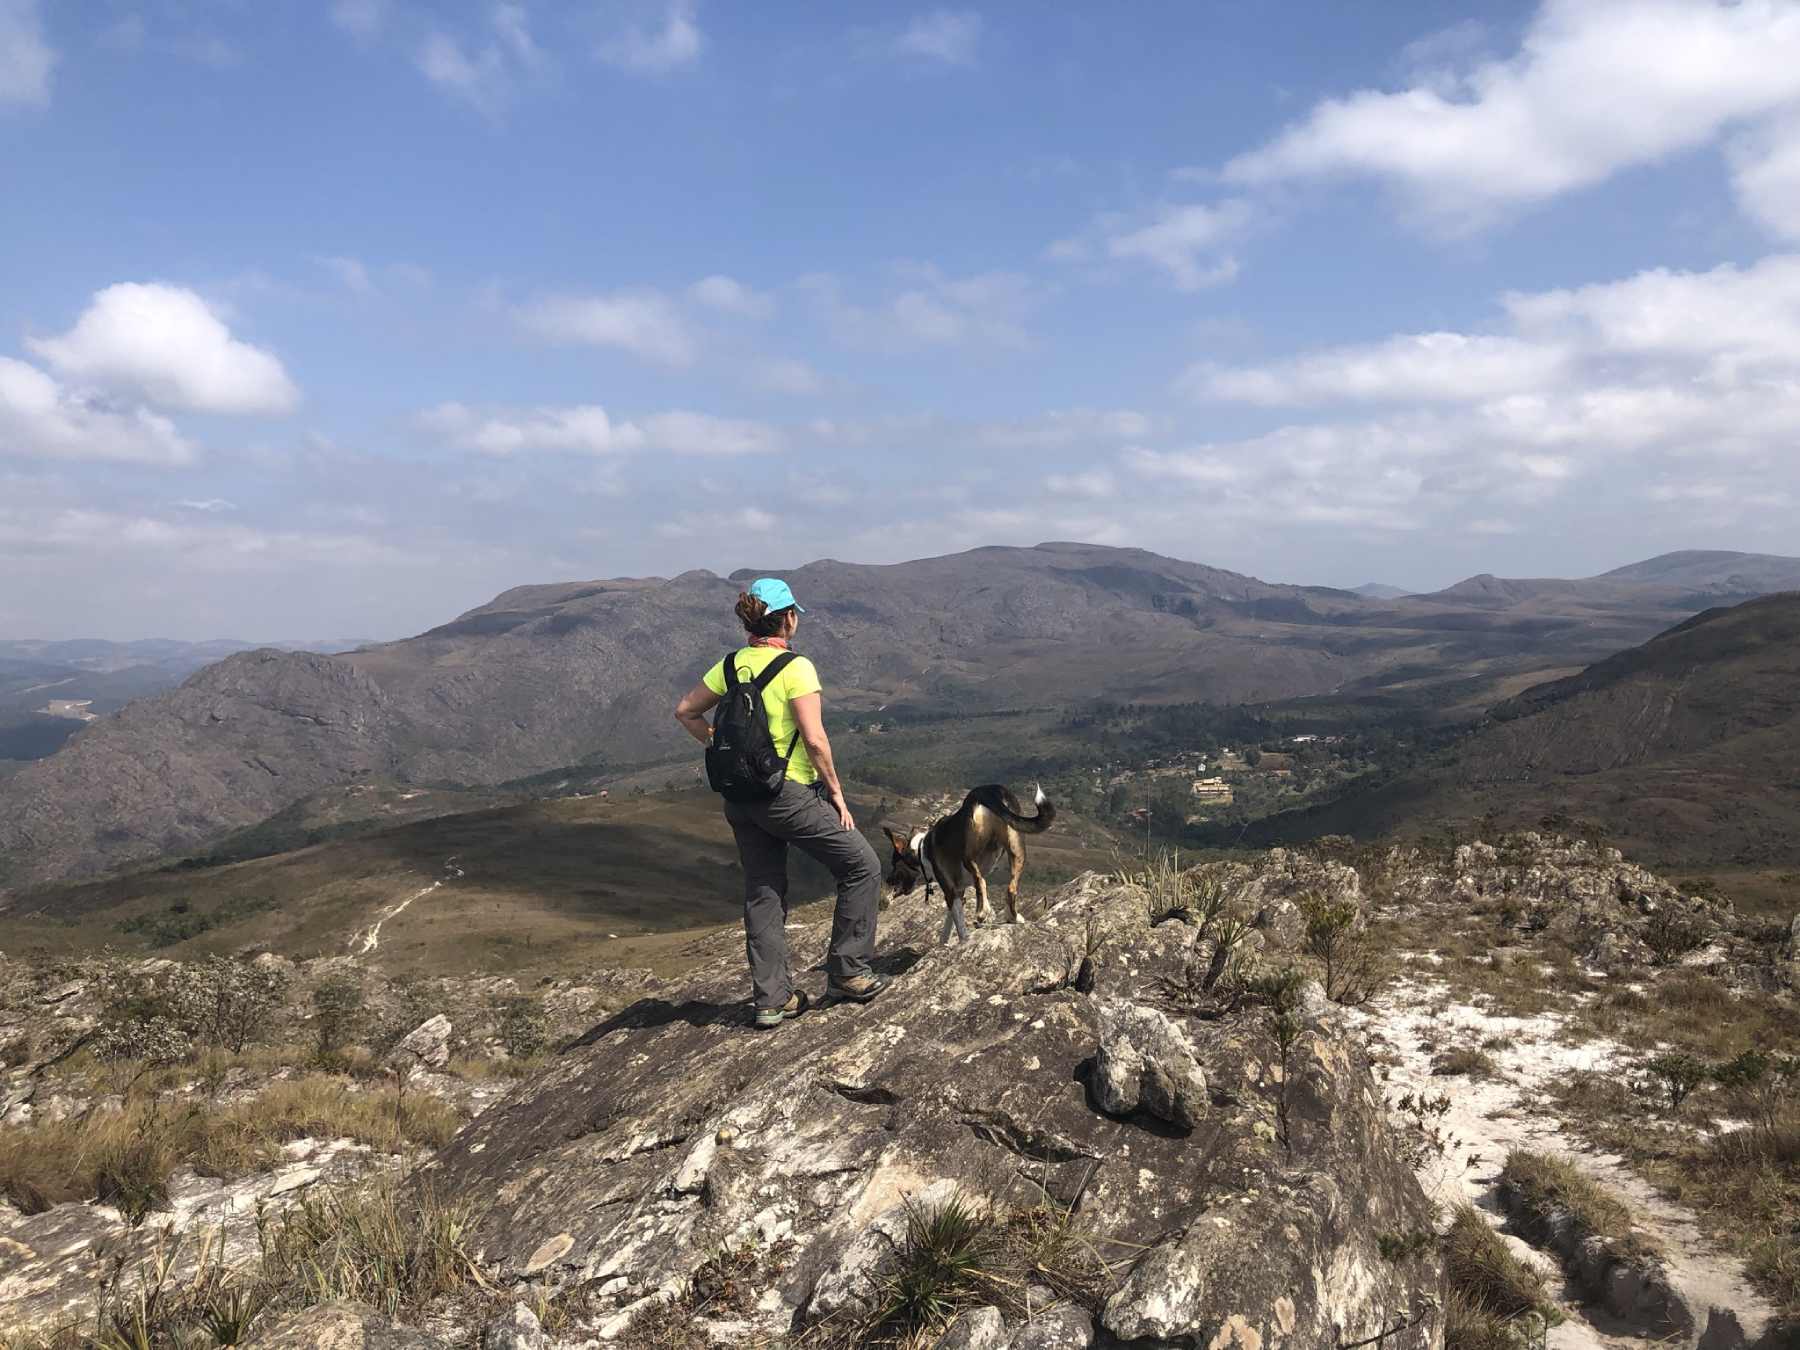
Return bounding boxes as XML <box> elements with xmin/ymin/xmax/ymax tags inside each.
<box><xmin>674</xmin><ymin>577</ymin><xmax>886</xmax><ymax>1028</ymax></box>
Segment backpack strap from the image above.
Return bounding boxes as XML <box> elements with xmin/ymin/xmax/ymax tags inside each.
<box><xmin>749</xmin><ymin>650</ymin><xmax>798</xmax><ymax>691</ymax></box>
<box><xmin>722</xmin><ymin>650</ymin><xmax>745</xmax><ymax>690</ymax></box>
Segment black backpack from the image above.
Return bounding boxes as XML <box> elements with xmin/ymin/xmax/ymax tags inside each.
<box><xmin>705</xmin><ymin>650</ymin><xmax>799</xmax><ymax>802</ymax></box>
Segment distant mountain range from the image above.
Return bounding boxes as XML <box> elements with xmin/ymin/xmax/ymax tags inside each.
<box><xmin>1256</xmin><ymin>588</ymin><xmax>1800</xmax><ymax>867</ymax></box>
<box><xmin>1</xmin><ymin>543</ymin><xmax>1796</xmax><ymax>896</ymax></box>
<box><xmin>0</xmin><ymin>637</ymin><xmax>372</xmax><ymax>677</ymax></box>
<box><xmin>0</xmin><ymin>638</ymin><xmax>371</xmax><ymax>766</ymax></box>
<box><xmin>1351</xmin><ymin>583</ymin><xmax>1412</xmax><ymax>600</ymax></box>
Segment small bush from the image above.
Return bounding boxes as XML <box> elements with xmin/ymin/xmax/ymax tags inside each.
<box><xmin>1641</xmin><ymin>1052</ymin><xmax>1709</xmax><ymax>1113</ymax></box>
<box><xmin>494</xmin><ymin>994</ymin><xmax>550</xmax><ymax>1060</ymax></box>
<box><xmin>1643</xmin><ymin>909</ymin><xmax>1709</xmax><ymax>966</ymax></box>
<box><xmin>311</xmin><ymin>971</ymin><xmax>367</xmax><ymax>1055</ymax></box>
<box><xmin>1299</xmin><ymin>890</ymin><xmax>1389</xmax><ymax>1006</ymax></box>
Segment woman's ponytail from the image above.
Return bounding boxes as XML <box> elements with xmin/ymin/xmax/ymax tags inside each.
<box><xmin>735</xmin><ymin>591</ymin><xmax>792</xmax><ymax>638</ymax></box>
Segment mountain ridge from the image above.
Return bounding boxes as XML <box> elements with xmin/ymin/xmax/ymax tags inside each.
<box><xmin>2</xmin><ymin>541</ymin><xmax>1792</xmax><ymax>896</ymax></box>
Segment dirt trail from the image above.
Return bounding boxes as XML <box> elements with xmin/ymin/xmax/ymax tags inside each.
<box><xmin>350</xmin><ymin>856</ymin><xmax>464</xmax><ymax>955</ymax></box>
<box><xmin>1351</xmin><ymin>971</ymin><xmax>1780</xmax><ymax>1348</ymax></box>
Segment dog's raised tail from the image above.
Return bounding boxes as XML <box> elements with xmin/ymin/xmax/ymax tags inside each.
<box><xmin>971</xmin><ymin>782</ymin><xmax>1056</xmax><ymax>833</ymax></box>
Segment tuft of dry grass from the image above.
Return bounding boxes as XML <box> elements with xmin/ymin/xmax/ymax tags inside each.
<box><xmin>0</xmin><ymin>1074</ymin><xmax>460</xmax><ymax>1222</ymax></box>
<box><xmin>1501</xmin><ymin>1150</ymin><xmax>1657</xmax><ymax>1259</ymax></box>
<box><xmin>1433</xmin><ymin>1046</ymin><xmax>1499</xmax><ymax>1080</ymax></box>
<box><xmin>1441</xmin><ymin>1205</ymin><xmax>1559</xmax><ymax>1337</ymax></box>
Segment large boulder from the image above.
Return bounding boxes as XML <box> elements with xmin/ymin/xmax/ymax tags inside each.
<box><xmin>1089</xmin><ymin>999</ymin><xmax>1207</xmax><ymax>1128</ymax></box>
<box><xmin>423</xmin><ymin>867</ymin><xmax>1442</xmax><ymax>1347</ymax></box>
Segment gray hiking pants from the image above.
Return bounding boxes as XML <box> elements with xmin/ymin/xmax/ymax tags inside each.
<box><xmin>723</xmin><ymin>779</ymin><xmax>881</xmax><ymax>1010</ymax></box>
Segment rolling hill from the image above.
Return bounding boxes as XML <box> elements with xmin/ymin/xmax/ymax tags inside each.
<box><xmin>1256</xmin><ymin>591</ymin><xmax>1800</xmax><ymax>867</ymax></box>
<box><xmin>0</xmin><ymin>784</ymin><xmax>1123</xmax><ymax>978</ymax></box>
<box><xmin>1</xmin><ymin>542</ymin><xmax>1793</xmax><ymax>896</ymax></box>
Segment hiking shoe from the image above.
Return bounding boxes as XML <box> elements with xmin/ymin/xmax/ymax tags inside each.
<box><xmin>825</xmin><ymin>973</ymin><xmax>887</xmax><ymax>1004</ymax></box>
<box><xmin>754</xmin><ymin>992</ymin><xmax>808</xmax><ymax>1029</ymax></box>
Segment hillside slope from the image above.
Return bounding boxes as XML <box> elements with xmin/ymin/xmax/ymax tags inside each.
<box><xmin>0</xmin><ymin>541</ymin><xmax>1775</xmax><ymax>894</ymax></box>
<box><xmin>1259</xmin><ymin>592</ymin><xmax>1800</xmax><ymax>865</ymax></box>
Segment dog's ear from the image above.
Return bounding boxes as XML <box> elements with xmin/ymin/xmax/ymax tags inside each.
<box><xmin>880</xmin><ymin>823</ymin><xmax>907</xmax><ymax>850</ymax></box>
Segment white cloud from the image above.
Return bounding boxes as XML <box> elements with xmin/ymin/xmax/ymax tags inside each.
<box><xmin>0</xmin><ymin>0</ymin><xmax>54</xmax><ymax>107</ymax></box>
<box><xmin>1136</xmin><ymin>252</ymin><xmax>1800</xmax><ymax>535</ymax></box>
<box><xmin>1046</xmin><ymin>469</ymin><xmax>1116</xmax><ymax>499</ymax></box>
<box><xmin>0</xmin><ymin>507</ymin><xmax>409</xmax><ymax>567</ymax></box>
<box><xmin>0</xmin><ymin>357</ymin><xmax>196</xmax><ymax>466</ymax></box>
<box><xmin>330</xmin><ymin>0</ymin><xmax>387</xmax><ymax>43</ymax></box>
<box><xmin>808</xmin><ymin>266</ymin><xmax>1042</xmax><ymax>349</ymax></box>
<box><xmin>660</xmin><ymin>505</ymin><xmax>776</xmax><ymax>537</ymax></box>
<box><xmin>416</xmin><ymin>7</ymin><xmax>545</xmax><ymax>114</ymax></box>
<box><xmin>1105</xmin><ymin>200</ymin><xmax>1253</xmax><ymax>291</ymax></box>
<box><xmin>1732</xmin><ymin>114</ymin><xmax>1800</xmax><ymax>242</ymax></box>
<box><xmin>599</xmin><ymin>0</ymin><xmax>701</xmax><ymax>74</ymax></box>
<box><xmin>896</xmin><ymin>9</ymin><xmax>982</xmax><ymax>66</ymax></box>
<box><xmin>421</xmin><ymin>402</ymin><xmax>646</xmax><ymax>456</ymax></box>
<box><xmin>1188</xmin><ymin>333</ymin><xmax>1570</xmax><ymax>405</ymax></box>
<box><xmin>514</xmin><ymin>290</ymin><xmax>697</xmax><ymax>365</ymax></box>
<box><xmin>1053</xmin><ymin>199</ymin><xmax>1253</xmax><ymax>291</ymax></box>
<box><xmin>1224</xmin><ymin>0</ymin><xmax>1800</xmax><ymax>232</ymax></box>
<box><xmin>689</xmin><ymin>274</ymin><xmax>774</xmax><ymax>318</ymax></box>
<box><xmin>749</xmin><ymin>357</ymin><xmax>829</xmax><ymax>396</ymax></box>
<box><xmin>318</xmin><ymin>256</ymin><xmax>433</xmax><ymax>296</ymax></box>
<box><xmin>420</xmin><ymin>402</ymin><xmax>781</xmax><ymax>457</ymax></box>
<box><xmin>320</xmin><ymin>256</ymin><xmax>375</xmax><ymax>295</ymax></box>
<box><xmin>417</xmin><ymin>31</ymin><xmax>507</xmax><ymax>113</ymax></box>
<box><xmin>638</xmin><ymin>411</ymin><xmax>782</xmax><ymax>456</ymax></box>
<box><xmin>973</xmin><ymin>408</ymin><xmax>1152</xmax><ymax>448</ymax></box>
<box><xmin>27</xmin><ymin>283</ymin><xmax>299</xmax><ymax>416</ymax></box>
<box><xmin>175</xmin><ymin>497</ymin><xmax>236</xmax><ymax>512</ymax></box>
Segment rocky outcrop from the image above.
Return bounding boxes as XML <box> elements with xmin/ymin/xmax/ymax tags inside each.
<box><xmin>424</xmin><ymin>871</ymin><xmax>1443</xmax><ymax>1347</ymax></box>
<box><xmin>1389</xmin><ymin>834</ymin><xmax>1732</xmax><ymax>970</ymax></box>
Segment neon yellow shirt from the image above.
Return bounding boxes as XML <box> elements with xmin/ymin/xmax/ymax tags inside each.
<box><xmin>702</xmin><ymin>646</ymin><xmax>823</xmax><ymax>784</ymax></box>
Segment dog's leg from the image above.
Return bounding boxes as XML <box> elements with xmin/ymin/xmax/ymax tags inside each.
<box><xmin>1004</xmin><ymin>827</ymin><xmax>1024</xmax><ymax>924</ymax></box>
<box><xmin>939</xmin><ymin>903</ymin><xmax>955</xmax><ymax>945</ymax></box>
<box><xmin>972</xmin><ymin>868</ymin><xmax>990</xmax><ymax>927</ymax></box>
<box><xmin>951</xmin><ymin>892</ymin><xmax>970</xmax><ymax>942</ymax></box>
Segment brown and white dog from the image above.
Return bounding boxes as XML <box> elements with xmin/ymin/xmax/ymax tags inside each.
<box><xmin>883</xmin><ymin>784</ymin><xmax>1056</xmax><ymax>942</ymax></box>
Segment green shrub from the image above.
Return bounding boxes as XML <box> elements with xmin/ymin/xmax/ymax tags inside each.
<box><xmin>311</xmin><ymin>971</ymin><xmax>367</xmax><ymax>1055</ymax></box>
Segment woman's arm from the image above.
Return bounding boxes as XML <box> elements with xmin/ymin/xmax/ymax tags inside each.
<box><xmin>674</xmin><ymin>682</ymin><xmax>720</xmax><ymax>746</ymax></box>
<box><xmin>789</xmin><ymin>691</ymin><xmax>854</xmax><ymax>831</ymax></box>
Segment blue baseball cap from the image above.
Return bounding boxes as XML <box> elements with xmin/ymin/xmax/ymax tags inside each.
<box><xmin>748</xmin><ymin>576</ymin><xmax>805</xmax><ymax>613</ymax></box>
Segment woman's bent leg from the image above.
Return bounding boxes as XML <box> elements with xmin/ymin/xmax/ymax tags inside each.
<box><xmin>725</xmin><ymin>807</ymin><xmax>792</xmax><ymax>1009</ymax></box>
<box><xmin>762</xmin><ymin>783</ymin><xmax>881</xmax><ymax>984</ymax></box>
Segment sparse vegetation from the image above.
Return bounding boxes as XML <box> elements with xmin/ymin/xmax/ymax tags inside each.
<box><xmin>1299</xmin><ymin>889</ymin><xmax>1389</xmax><ymax>1006</ymax></box>
<box><xmin>310</xmin><ymin>970</ymin><xmax>367</xmax><ymax>1056</ymax></box>
<box><xmin>1640</xmin><ymin>1052</ymin><xmax>1708</xmax><ymax>1113</ymax></box>
<box><xmin>1441</xmin><ymin>1205</ymin><xmax>1559</xmax><ymax>1346</ymax></box>
<box><xmin>871</xmin><ymin>1194</ymin><xmax>1001</xmax><ymax>1337</ymax></box>
<box><xmin>0</xmin><ymin>1074</ymin><xmax>458</xmax><ymax>1222</ymax></box>
<box><xmin>1501</xmin><ymin>1150</ymin><xmax>1654</xmax><ymax>1259</ymax></box>
<box><xmin>1432</xmin><ymin>1045</ymin><xmax>1498</xmax><ymax>1079</ymax></box>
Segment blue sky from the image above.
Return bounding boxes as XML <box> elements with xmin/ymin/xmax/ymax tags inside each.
<box><xmin>3</xmin><ymin>0</ymin><xmax>1799</xmax><ymax>639</ymax></box>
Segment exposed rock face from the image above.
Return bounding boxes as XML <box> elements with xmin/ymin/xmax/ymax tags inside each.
<box><xmin>1090</xmin><ymin>1000</ymin><xmax>1207</xmax><ymax>1128</ymax></box>
<box><xmin>424</xmin><ymin>870</ymin><xmax>1442</xmax><ymax>1347</ymax></box>
<box><xmin>388</xmin><ymin>1014</ymin><xmax>454</xmax><ymax>1071</ymax></box>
